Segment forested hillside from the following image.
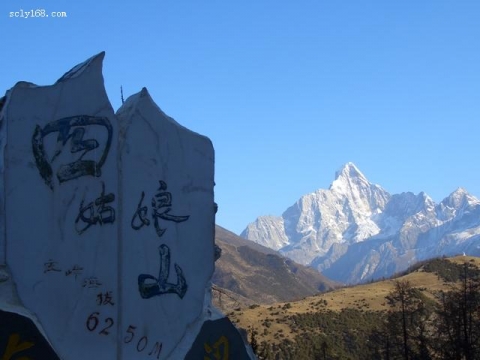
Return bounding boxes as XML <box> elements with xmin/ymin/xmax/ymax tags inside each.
<box><xmin>233</xmin><ymin>256</ymin><xmax>480</xmax><ymax>359</ymax></box>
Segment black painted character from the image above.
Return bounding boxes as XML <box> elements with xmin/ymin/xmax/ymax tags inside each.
<box><xmin>151</xmin><ymin>181</ymin><xmax>190</xmax><ymax>236</ymax></box>
<box><xmin>32</xmin><ymin>115</ymin><xmax>113</xmax><ymax>190</ymax></box>
<box><xmin>138</xmin><ymin>244</ymin><xmax>187</xmax><ymax>299</ymax></box>
<box><xmin>131</xmin><ymin>180</ymin><xmax>189</xmax><ymax>237</ymax></box>
<box><xmin>96</xmin><ymin>291</ymin><xmax>115</xmax><ymax>306</ymax></box>
<box><xmin>75</xmin><ymin>182</ymin><xmax>115</xmax><ymax>234</ymax></box>
<box><xmin>65</xmin><ymin>264</ymin><xmax>83</xmax><ymax>280</ymax></box>
<box><xmin>82</xmin><ymin>277</ymin><xmax>102</xmax><ymax>289</ymax></box>
<box><xmin>131</xmin><ymin>191</ymin><xmax>150</xmax><ymax>230</ymax></box>
<box><xmin>43</xmin><ymin>259</ymin><xmax>61</xmax><ymax>273</ymax></box>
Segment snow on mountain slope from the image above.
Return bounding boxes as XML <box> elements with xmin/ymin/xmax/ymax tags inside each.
<box><xmin>241</xmin><ymin>163</ymin><xmax>480</xmax><ymax>283</ymax></box>
<box><xmin>241</xmin><ymin>215</ymin><xmax>288</xmax><ymax>250</ymax></box>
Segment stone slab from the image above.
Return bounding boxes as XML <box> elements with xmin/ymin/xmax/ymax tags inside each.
<box><xmin>1</xmin><ymin>52</ymin><xmax>119</xmax><ymax>359</ymax></box>
<box><xmin>116</xmin><ymin>88</ymin><xmax>215</xmax><ymax>359</ymax></box>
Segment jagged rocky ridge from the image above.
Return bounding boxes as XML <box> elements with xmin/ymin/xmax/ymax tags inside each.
<box><xmin>241</xmin><ymin>163</ymin><xmax>480</xmax><ymax>284</ymax></box>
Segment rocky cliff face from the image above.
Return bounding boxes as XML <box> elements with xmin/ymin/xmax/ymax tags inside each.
<box><xmin>241</xmin><ymin>163</ymin><xmax>480</xmax><ymax>283</ymax></box>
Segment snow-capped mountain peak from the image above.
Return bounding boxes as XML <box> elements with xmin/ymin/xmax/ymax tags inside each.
<box><xmin>330</xmin><ymin>162</ymin><xmax>370</xmax><ymax>194</ymax></box>
<box><xmin>241</xmin><ymin>163</ymin><xmax>480</xmax><ymax>284</ymax></box>
<box><xmin>443</xmin><ymin>187</ymin><xmax>479</xmax><ymax>209</ymax></box>
<box><xmin>328</xmin><ymin>162</ymin><xmax>390</xmax><ymax>214</ymax></box>
<box><xmin>334</xmin><ymin>162</ymin><xmax>367</xmax><ymax>182</ymax></box>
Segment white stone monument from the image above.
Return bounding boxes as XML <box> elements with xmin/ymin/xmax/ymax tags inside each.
<box><xmin>1</xmin><ymin>53</ymin><xmax>119</xmax><ymax>359</ymax></box>
<box><xmin>0</xmin><ymin>53</ymin><xmax>254</xmax><ymax>359</ymax></box>
<box><xmin>116</xmin><ymin>87</ymin><xmax>216</xmax><ymax>359</ymax></box>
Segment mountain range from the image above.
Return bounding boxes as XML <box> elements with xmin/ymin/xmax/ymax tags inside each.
<box><xmin>241</xmin><ymin>162</ymin><xmax>480</xmax><ymax>283</ymax></box>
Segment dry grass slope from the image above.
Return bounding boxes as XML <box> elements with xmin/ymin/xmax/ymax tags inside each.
<box><xmin>230</xmin><ymin>256</ymin><xmax>480</xmax><ymax>347</ymax></box>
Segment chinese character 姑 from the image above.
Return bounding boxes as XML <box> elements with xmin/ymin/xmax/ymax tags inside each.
<box><xmin>75</xmin><ymin>181</ymin><xmax>115</xmax><ymax>234</ymax></box>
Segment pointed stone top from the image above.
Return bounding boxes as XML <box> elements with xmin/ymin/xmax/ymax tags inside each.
<box><xmin>121</xmin><ymin>87</ymin><xmax>154</xmax><ymax>108</ymax></box>
<box><xmin>116</xmin><ymin>86</ymin><xmax>179</xmax><ymax>127</ymax></box>
<box><xmin>334</xmin><ymin>162</ymin><xmax>368</xmax><ymax>182</ymax></box>
<box><xmin>56</xmin><ymin>52</ymin><xmax>105</xmax><ymax>83</ymax></box>
<box><xmin>115</xmin><ymin>87</ymin><xmax>213</xmax><ymax>145</ymax></box>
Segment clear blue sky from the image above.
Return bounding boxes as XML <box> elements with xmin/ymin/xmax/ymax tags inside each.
<box><xmin>2</xmin><ymin>1</ymin><xmax>479</xmax><ymax>234</ymax></box>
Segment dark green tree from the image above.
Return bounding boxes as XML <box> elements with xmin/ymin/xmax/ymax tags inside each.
<box><xmin>318</xmin><ymin>341</ymin><xmax>328</xmax><ymax>360</ymax></box>
<box><xmin>257</xmin><ymin>341</ymin><xmax>273</xmax><ymax>360</ymax></box>
<box><xmin>368</xmin><ymin>324</ymin><xmax>391</xmax><ymax>360</ymax></box>
<box><xmin>250</xmin><ymin>328</ymin><xmax>259</xmax><ymax>356</ymax></box>
<box><xmin>386</xmin><ymin>280</ymin><xmax>433</xmax><ymax>359</ymax></box>
<box><xmin>433</xmin><ymin>262</ymin><xmax>480</xmax><ymax>360</ymax></box>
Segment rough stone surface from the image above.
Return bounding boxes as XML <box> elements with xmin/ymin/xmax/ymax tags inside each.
<box><xmin>116</xmin><ymin>88</ymin><xmax>216</xmax><ymax>359</ymax></box>
<box><xmin>0</xmin><ymin>53</ymin><xmax>253</xmax><ymax>359</ymax></box>
<box><xmin>2</xmin><ymin>53</ymin><xmax>119</xmax><ymax>359</ymax></box>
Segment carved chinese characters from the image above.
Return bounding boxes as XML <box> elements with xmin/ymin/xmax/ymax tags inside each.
<box><xmin>75</xmin><ymin>181</ymin><xmax>116</xmax><ymax>234</ymax></box>
<box><xmin>117</xmin><ymin>87</ymin><xmax>215</xmax><ymax>359</ymax></box>
<box><xmin>131</xmin><ymin>181</ymin><xmax>189</xmax><ymax>236</ymax></box>
<box><xmin>1</xmin><ymin>53</ymin><xmax>119</xmax><ymax>359</ymax></box>
<box><xmin>0</xmin><ymin>54</ymin><xmax>252</xmax><ymax>359</ymax></box>
<box><xmin>138</xmin><ymin>244</ymin><xmax>187</xmax><ymax>299</ymax></box>
<box><xmin>32</xmin><ymin>115</ymin><xmax>113</xmax><ymax>190</ymax></box>
<box><xmin>132</xmin><ymin>180</ymin><xmax>190</xmax><ymax>300</ymax></box>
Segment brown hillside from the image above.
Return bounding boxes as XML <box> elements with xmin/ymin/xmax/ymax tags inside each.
<box><xmin>213</xmin><ymin>225</ymin><xmax>337</xmax><ymax>310</ymax></box>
